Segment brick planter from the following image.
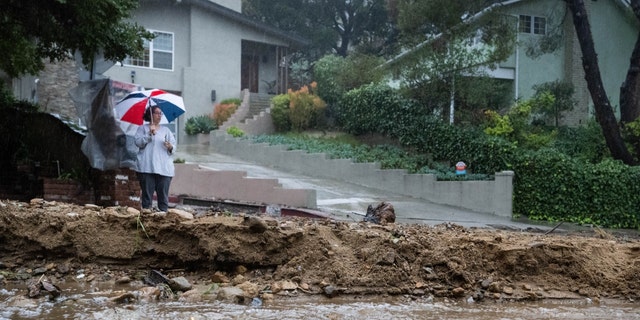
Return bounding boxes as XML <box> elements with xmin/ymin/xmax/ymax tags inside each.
<box><xmin>94</xmin><ymin>168</ymin><xmax>141</xmax><ymax>208</ymax></box>
<box><xmin>42</xmin><ymin>178</ymin><xmax>94</xmax><ymax>205</ymax></box>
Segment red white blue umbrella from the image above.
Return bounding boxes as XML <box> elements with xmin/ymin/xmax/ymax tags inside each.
<box><xmin>115</xmin><ymin>89</ymin><xmax>186</xmax><ymax>125</ymax></box>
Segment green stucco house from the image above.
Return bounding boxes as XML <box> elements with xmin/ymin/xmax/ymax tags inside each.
<box><xmin>389</xmin><ymin>0</ymin><xmax>638</xmax><ymax>126</ymax></box>
<box><xmin>492</xmin><ymin>0</ymin><xmax>638</xmax><ymax>126</ymax></box>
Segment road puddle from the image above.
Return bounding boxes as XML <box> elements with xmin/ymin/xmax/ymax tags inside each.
<box><xmin>1</xmin><ymin>284</ymin><xmax>640</xmax><ymax>320</ymax></box>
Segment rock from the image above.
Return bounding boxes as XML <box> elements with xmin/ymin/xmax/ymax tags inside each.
<box><xmin>138</xmin><ymin>286</ymin><xmax>161</xmax><ymax>301</ymax></box>
<box><xmin>144</xmin><ymin>269</ymin><xmax>170</xmax><ymax>286</ymax></box>
<box><xmin>452</xmin><ymin>287</ymin><xmax>465</xmax><ymax>297</ymax></box>
<box><xmin>115</xmin><ymin>276</ymin><xmax>132</xmax><ymax>284</ymax></box>
<box><xmin>280</xmin><ymin>280</ymin><xmax>298</xmax><ymax>290</ymax></box>
<box><xmin>84</xmin><ymin>204</ymin><xmax>101</xmax><ymax>211</ymax></box>
<box><xmin>232</xmin><ymin>274</ymin><xmax>246</xmax><ymax>285</ymax></box>
<box><xmin>27</xmin><ymin>278</ymin><xmax>60</xmax><ymax>299</ymax></box>
<box><xmin>237</xmin><ymin>281</ymin><xmax>259</xmax><ymax>297</ymax></box>
<box><xmin>216</xmin><ymin>286</ymin><xmax>246</xmax><ymax>303</ymax></box>
<box><xmin>235</xmin><ymin>265</ymin><xmax>248</xmax><ymax>275</ymax></box>
<box><xmin>503</xmin><ymin>286</ymin><xmax>514</xmax><ymax>295</ymax></box>
<box><xmin>169</xmin><ymin>276</ymin><xmax>192</xmax><ymax>292</ymax></box>
<box><xmin>30</xmin><ymin>198</ymin><xmax>44</xmax><ymax>206</ymax></box>
<box><xmin>211</xmin><ymin>271</ymin><xmax>229</xmax><ymax>283</ymax></box>
<box><xmin>488</xmin><ymin>281</ymin><xmax>502</xmax><ymax>293</ymax></box>
<box><xmin>260</xmin><ymin>293</ymin><xmax>274</xmax><ymax>302</ymax></box>
<box><xmin>243</xmin><ymin>216</ymin><xmax>268</xmax><ymax>233</ymax></box>
<box><xmin>57</xmin><ymin>263</ymin><xmax>70</xmax><ymax>274</ymax></box>
<box><xmin>126</xmin><ymin>207</ymin><xmax>140</xmax><ymax>216</ymax></box>
<box><xmin>109</xmin><ymin>292</ymin><xmax>137</xmax><ymax>304</ymax></box>
<box><xmin>364</xmin><ymin>201</ymin><xmax>396</xmax><ymax>225</ymax></box>
<box><xmin>167</xmin><ymin>208</ymin><xmax>194</xmax><ymax>220</ymax></box>
<box><xmin>32</xmin><ymin>267</ymin><xmax>47</xmax><ymax>275</ymax></box>
<box><xmin>481</xmin><ymin>279</ymin><xmax>492</xmax><ymax>289</ymax></box>
<box><xmin>323</xmin><ymin>285</ymin><xmax>338</xmax><ymax>298</ymax></box>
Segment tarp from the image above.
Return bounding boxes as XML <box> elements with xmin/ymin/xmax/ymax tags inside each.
<box><xmin>69</xmin><ymin>79</ymin><xmax>142</xmax><ymax>171</ymax></box>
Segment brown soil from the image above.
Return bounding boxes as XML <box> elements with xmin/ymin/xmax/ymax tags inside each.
<box><xmin>1</xmin><ymin>199</ymin><xmax>640</xmax><ymax>303</ymax></box>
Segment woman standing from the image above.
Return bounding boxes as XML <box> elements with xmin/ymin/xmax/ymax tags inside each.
<box><xmin>134</xmin><ymin>106</ymin><xmax>176</xmax><ymax>212</ymax></box>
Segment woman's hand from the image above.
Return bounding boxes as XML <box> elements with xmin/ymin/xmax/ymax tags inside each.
<box><xmin>164</xmin><ymin>141</ymin><xmax>173</xmax><ymax>152</ymax></box>
<box><xmin>149</xmin><ymin>125</ymin><xmax>157</xmax><ymax>136</ymax></box>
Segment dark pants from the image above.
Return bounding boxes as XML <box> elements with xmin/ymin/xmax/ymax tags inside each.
<box><xmin>138</xmin><ymin>173</ymin><xmax>172</xmax><ymax>211</ymax></box>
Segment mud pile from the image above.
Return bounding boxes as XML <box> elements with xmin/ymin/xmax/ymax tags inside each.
<box><xmin>1</xmin><ymin>199</ymin><xmax>639</xmax><ymax>303</ymax></box>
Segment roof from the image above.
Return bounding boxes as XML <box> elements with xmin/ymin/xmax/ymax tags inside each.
<box><xmin>179</xmin><ymin>0</ymin><xmax>310</xmax><ymax>48</ymax></box>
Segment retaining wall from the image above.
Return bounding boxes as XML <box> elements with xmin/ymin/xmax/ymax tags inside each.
<box><xmin>170</xmin><ymin>163</ymin><xmax>317</xmax><ymax>209</ymax></box>
<box><xmin>210</xmin><ymin>132</ymin><xmax>514</xmax><ymax>217</ymax></box>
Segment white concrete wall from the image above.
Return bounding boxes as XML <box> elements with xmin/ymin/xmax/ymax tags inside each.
<box><xmin>209</xmin><ymin>134</ymin><xmax>514</xmax><ymax>218</ymax></box>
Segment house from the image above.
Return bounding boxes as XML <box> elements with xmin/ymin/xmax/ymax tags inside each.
<box><xmin>388</xmin><ymin>0</ymin><xmax>638</xmax><ymax>126</ymax></box>
<box><xmin>6</xmin><ymin>0</ymin><xmax>307</xmax><ymax>143</ymax></box>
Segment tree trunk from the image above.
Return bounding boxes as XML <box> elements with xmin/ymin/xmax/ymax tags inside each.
<box><xmin>620</xmin><ymin>0</ymin><xmax>640</xmax><ymax>124</ymax></box>
<box><xmin>566</xmin><ymin>0</ymin><xmax>636</xmax><ymax>165</ymax></box>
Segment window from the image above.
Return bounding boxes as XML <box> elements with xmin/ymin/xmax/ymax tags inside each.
<box><xmin>519</xmin><ymin>15</ymin><xmax>546</xmax><ymax>35</ymax></box>
<box><xmin>124</xmin><ymin>31</ymin><xmax>174</xmax><ymax>70</ymax></box>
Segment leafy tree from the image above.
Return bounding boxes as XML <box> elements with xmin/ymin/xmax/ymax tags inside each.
<box><xmin>0</xmin><ymin>0</ymin><xmax>153</xmax><ymax>77</ymax></box>
<box><xmin>242</xmin><ymin>0</ymin><xmax>396</xmax><ymax>59</ymax></box>
<box><xmin>565</xmin><ymin>0</ymin><xmax>639</xmax><ymax>165</ymax></box>
<box><xmin>387</xmin><ymin>0</ymin><xmax>516</xmax><ymax>123</ymax></box>
<box><xmin>531</xmin><ymin>80</ymin><xmax>577</xmax><ymax>127</ymax></box>
<box><xmin>314</xmin><ymin>53</ymin><xmax>386</xmax><ymax>106</ymax></box>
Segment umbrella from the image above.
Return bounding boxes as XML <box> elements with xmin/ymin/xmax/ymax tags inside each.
<box><xmin>115</xmin><ymin>89</ymin><xmax>186</xmax><ymax>125</ymax></box>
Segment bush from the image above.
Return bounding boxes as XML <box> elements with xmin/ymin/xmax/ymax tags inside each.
<box><xmin>289</xmin><ymin>82</ymin><xmax>326</xmax><ymax>131</ymax></box>
<box><xmin>184</xmin><ymin>115</ymin><xmax>217</xmax><ymax>135</ymax></box>
<box><xmin>337</xmin><ymin>83</ymin><xmax>422</xmax><ymax>136</ymax></box>
<box><xmin>511</xmin><ymin>150</ymin><xmax>640</xmax><ymax>228</ymax></box>
<box><xmin>270</xmin><ymin>83</ymin><xmax>326</xmax><ymax>132</ymax></box>
<box><xmin>226</xmin><ymin>126</ymin><xmax>244</xmax><ymax>138</ymax></box>
<box><xmin>270</xmin><ymin>94</ymin><xmax>291</xmax><ymax>132</ymax></box>
<box><xmin>213</xmin><ymin>98</ymin><xmax>241</xmax><ymax>126</ymax></box>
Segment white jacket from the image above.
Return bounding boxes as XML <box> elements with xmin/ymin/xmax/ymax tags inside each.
<box><xmin>134</xmin><ymin>124</ymin><xmax>176</xmax><ymax>177</ymax></box>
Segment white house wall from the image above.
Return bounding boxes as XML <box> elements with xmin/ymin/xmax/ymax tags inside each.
<box><xmin>104</xmin><ymin>0</ymin><xmax>294</xmax><ymax>142</ymax></box>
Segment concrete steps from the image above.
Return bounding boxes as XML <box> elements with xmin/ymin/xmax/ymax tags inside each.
<box><xmin>169</xmin><ymin>163</ymin><xmax>316</xmax><ymax>209</ymax></box>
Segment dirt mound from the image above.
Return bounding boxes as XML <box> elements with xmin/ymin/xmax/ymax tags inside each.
<box><xmin>1</xmin><ymin>199</ymin><xmax>639</xmax><ymax>302</ymax></box>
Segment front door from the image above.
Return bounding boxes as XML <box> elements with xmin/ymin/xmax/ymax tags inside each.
<box><xmin>241</xmin><ymin>55</ymin><xmax>259</xmax><ymax>93</ymax></box>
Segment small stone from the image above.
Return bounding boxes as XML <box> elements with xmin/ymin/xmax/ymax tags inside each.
<box><xmin>110</xmin><ymin>292</ymin><xmax>137</xmax><ymax>304</ymax></box>
<box><xmin>167</xmin><ymin>208</ymin><xmax>194</xmax><ymax>220</ymax></box>
<box><xmin>32</xmin><ymin>267</ymin><xmax>47</xmax><ymax>275</ymax></box>
<box><xmin>323</xmin><ymin>285</ymin><xmax>338</xmax><ymax>298</ymax></box>
<box><xmin>216</xmin><ymin>287</ymin><xmax>246</xmax><ymax>303</ymax></box>
<box><xmin>211</xmin><ymin>271</ymin><xmax>229</xmax><ymax>283</ymax></box>
<box><xmin>235</xmin><ymin>265</ymin><xmax>248</xmax><ymax>275</ymax></box>
<box><xmin>503</xmin><ymin>286</ymin><xmax>513</xmax><ymax>295</ymax></box>
<box><xmin>452</xmin><ymin>287</ymin><xmax>465</xmax><ymax>297</ymax></box>
<box><xmin>115</xmin><ymin>276</ymin><xmax>132</xmax><ymax>284</ymax></box>
<box><xmin>243</xmin><ymin>216</ymin><xmax>268</xmax><ymax>233</ymax></box>
<box><xmin>169</xmin><ymin>276</ymin><xmax>193</xmax><ymax>292</ymax></box>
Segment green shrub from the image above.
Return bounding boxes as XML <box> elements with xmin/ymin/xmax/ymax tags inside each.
<box><xmin>226</xmin><ymin>126</ymin><xmax>244</xmax><ymax>138</ymax></box>
<box><xmin>553</xmin><ymin>121</ymin><xmax>609</xmax><ymax>163</ymax></box>
<box><xmin>337</xmin><ymin>83</ymin><xmax>422</xmax><ymax>135</ymax></box>
<box><xmin>184</xmin><ymin>115</ymin><xmax>217</xmax><ymax>135</ymax></box>
<box><xmin>220</xmin><ymin>98</ymin><xmax>242</xmax><ymax>105</ymax></box>
<box><xmin>270</xmin><ymin>94</ymin><xmax>291</xmax><ymax>132</ymax></box>
<box><xmin>511</xmin><ymin>150</ymin><xmax>640</xmax><ymax>228</ymax></box>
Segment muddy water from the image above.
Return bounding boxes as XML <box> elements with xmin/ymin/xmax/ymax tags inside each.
<box><xmin>2</xmin><ymin>284</ymin><xmax>640</xmax><ymax>320</ymax></box>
